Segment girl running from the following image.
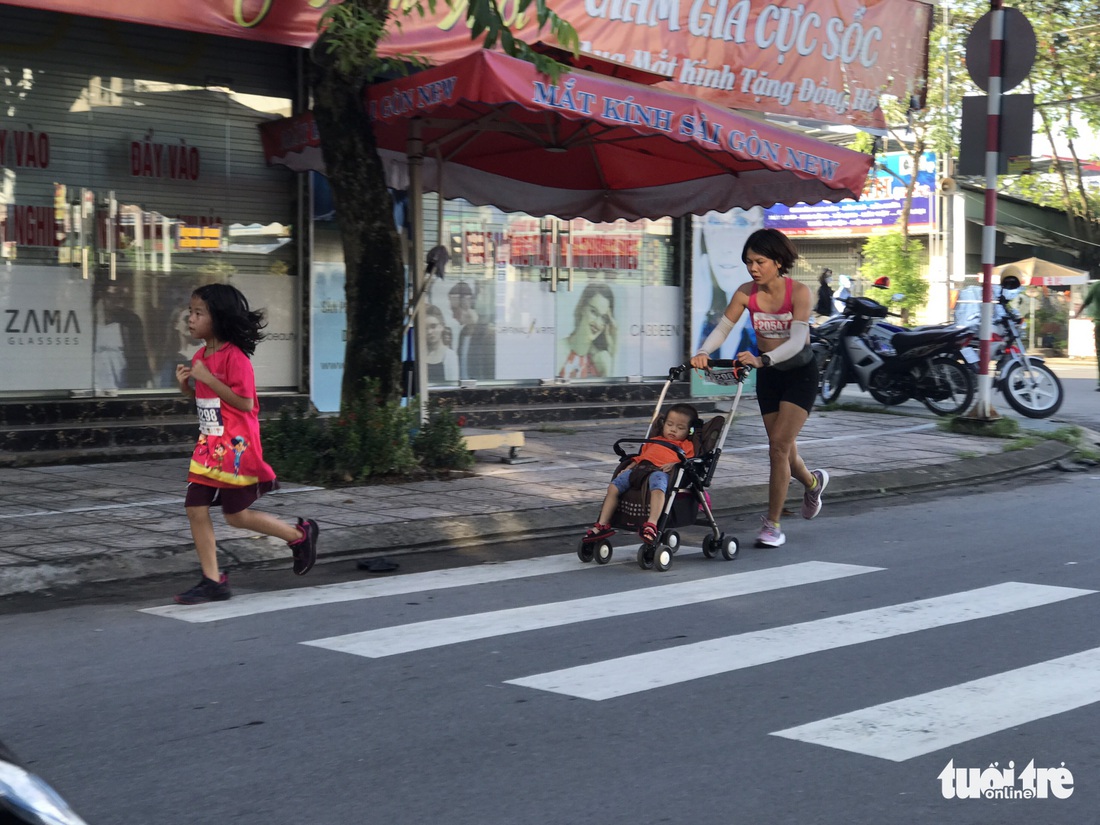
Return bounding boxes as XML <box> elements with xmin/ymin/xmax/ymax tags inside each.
<box><xmin>173</xmin><ymin>283</ymin><xmax>318</xmax><ymax>604</ymax></box>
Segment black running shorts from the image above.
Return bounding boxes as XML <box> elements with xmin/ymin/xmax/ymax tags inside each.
<box><xmin>755</xmin><ymin>358</ymin><xmax>818</xmax><ymax>415</ymax></box>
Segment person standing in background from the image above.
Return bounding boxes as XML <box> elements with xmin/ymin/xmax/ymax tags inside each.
<box><xmin>815</xmin><ymin>268</ymin><xmax>834</xmax><ymax>319</ymax></box>
<box><xmin>1074</xmin><ymin>278</ymin><xmax>1100</xmax><ymax>390</ymax></box>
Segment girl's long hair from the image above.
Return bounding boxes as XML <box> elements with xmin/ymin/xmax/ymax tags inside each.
<box><xmin>193</xmin><ymin>283</ymin><xmax>266</xmax><ymax>357</ymax></box>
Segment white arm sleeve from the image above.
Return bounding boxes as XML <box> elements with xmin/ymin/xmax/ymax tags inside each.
<box><xmin>765</xmin><ymin>320</ymin><xmax>810</xmax><ymax>364</ymax></box>
<box><xmin>694</xmin><ymin>314</ymin><xmax>736</xmax><ymax>357</ymax></box>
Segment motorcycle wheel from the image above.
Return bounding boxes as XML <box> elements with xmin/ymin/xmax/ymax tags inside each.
<box><xmin>1001</xmin><ymin>358</ymin><xmax>1063</xmax><ymax>418</ymax></box>
<box><xmin>868</xmin><ymin>376</ymin><xmax>909</xmax><ymax>406</ymax></box>
<box><xmin>813</xmin><ymin>345</ymin><xmax>831</xmax><ymax>389</ymax></box>
<box><xmin>920</xmin><ymin>356</ymin><xmax>975</xmax><ymax>416</ymax></box>
<box><xmin>819</xmin><ymin>352</ymin><xmax>845</xmax><ymax>404</ymax></box>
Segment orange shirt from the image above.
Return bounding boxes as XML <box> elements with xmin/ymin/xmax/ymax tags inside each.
<box><xmin>637</xmin><ymin>436</ymin><xmax>694</xmax><ymax>468</ymax></box>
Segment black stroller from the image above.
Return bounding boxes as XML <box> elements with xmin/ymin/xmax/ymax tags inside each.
<box><xmin>577</xmin><ymin>360</ymin><xmax>749</xmax><ymax>572</ymax></box>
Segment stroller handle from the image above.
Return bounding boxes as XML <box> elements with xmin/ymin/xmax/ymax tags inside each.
<box><xmin>669</xmin><ymin>359</ymin><xmax>746</xmax><ymax>380</ymax></box>
<box><xmin>613</xmin><ymin>438</ymin><xmax>690</xmax><ymax>460</ymax></box>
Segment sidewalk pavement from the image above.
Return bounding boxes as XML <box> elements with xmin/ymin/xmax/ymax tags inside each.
<box><xmin>0</xmin><ymin>397</ymin><xmax>1091</xmax><ymax>597</ymax></box>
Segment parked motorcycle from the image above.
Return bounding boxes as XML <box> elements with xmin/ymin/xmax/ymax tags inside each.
<box><xmin>0</xmin><ymin>738</ymin><xmax>89</xmax><ymax>824</ymax></box>
<box><xmin>818</xmin><ymin>294</ymin><xmax>976</xmax><ymax>415</ymax></box>
<box><xmin>812</xmin><ymin>280</ymin><xmax>917</xmax><ymax>395</ymax></box>
<box><xmin>956</xmin><ymin>274</ymin><xmax>1064</xmax><ymax>418</ymax></box>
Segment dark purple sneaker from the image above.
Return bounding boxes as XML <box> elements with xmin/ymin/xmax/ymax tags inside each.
<box><xmin>290</xmin><ymin>518</ymin><xmax>319</xmax><ymax>576</ymax></box>
<box><xmin>173</xmin><ymin>574</ymin><xmax>231</xmax><ymax>605</ymax></box>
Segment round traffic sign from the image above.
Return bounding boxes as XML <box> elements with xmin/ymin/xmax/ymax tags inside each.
<box><xmin>966</xmin><ymin>8</ymin><xmax>1036</xmax><ymax>93</ymax></box>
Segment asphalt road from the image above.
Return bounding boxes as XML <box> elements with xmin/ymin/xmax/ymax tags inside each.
<box><xmin>1041</xmin><ymin>360</ymin><xmax>1099</xmax><ymax>429</ymax></box>
<box><xmin>3</xmin><ymin>467</ymin><xmax>1100</xmax><ymax>825</ymax></box>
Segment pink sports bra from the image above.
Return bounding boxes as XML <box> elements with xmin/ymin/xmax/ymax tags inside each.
<box><xmin>748</xmin><ymin>277</ymin><xmax>794</xmax><ymax>340</ymax></box>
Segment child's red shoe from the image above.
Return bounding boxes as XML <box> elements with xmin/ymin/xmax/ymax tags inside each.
<box><xmin>639</xmin><ymin>522</ymin><xmax>659</xmax><ymax>544</ymax></box>
<box><xmin>584</xmin><ymin>523</ymin><xmax>615</xmax><ymax>541</ymax></box>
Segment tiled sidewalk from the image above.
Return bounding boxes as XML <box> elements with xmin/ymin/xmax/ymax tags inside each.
<box><xmin>0</xmin><ymin>402</ymin><xmax>1072</xmax><ymax>596</ymax></box>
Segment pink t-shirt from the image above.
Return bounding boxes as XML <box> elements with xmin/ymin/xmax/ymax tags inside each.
<box><xmin>187</xmin><ymin>343</ymin><xmax>275</xmax><ymax>489</ymax></box>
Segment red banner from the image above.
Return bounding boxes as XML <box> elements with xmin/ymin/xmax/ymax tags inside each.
<box><xmin>12</xmin><ymin>0</ymin><xmax>930</xmax><ymax>129</ymax></box>
<box><xmin>376</xmin><ymin>0</ymin><xmax>932</xmax><ymax>130</ymax></box>
<box><xmin>1</xmin><ymin>0</ymin><xmax>325</xmax><ymax>47</ymax></box>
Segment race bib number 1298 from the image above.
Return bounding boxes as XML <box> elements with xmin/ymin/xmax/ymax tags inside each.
<box><xmin>196</xmin><ymin>397</ymin><xmax>225</xmax><ymax>436</ymax></box>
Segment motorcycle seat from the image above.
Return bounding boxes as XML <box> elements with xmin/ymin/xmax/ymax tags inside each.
<box><xmin>891</xmin><ymin>326</ymin><xmax>965</xmax><ymax>354</ymax></box>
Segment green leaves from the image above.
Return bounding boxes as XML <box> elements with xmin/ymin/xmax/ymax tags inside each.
<box><xmin>861</xmin><ymin>233</ymin><xmax>929</xmax><ymax>320</ymax></box>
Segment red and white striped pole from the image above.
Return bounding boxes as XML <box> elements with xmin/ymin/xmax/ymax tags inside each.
<box><xmin>976</xmin><ymin>0</ymin><xmax>1005</xmax><ymax>418</ymax></box>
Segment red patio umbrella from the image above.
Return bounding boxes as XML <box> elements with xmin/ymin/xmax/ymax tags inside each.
<box><xmin>365</xmin><ymin>49</ymin><xmax>872</xmax><ymax>223</ymax></box>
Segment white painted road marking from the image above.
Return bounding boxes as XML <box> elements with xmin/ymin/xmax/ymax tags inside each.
<box><xmin>773</xmin><ymin>646</ymin><xmax>1100</xmax><ymax>761</ymax></box>
<box><xmin>142</xmin><ymin>553</ymin><xmax>598</xmax><ymax>622</ymax></box>
<box><xmin>302</xmin><ymin>562</ymin><xmax>882</xmax><ymax>658</ymax></box>
<box><xmin>506</xmin><ymin>583</ymin><xmax>1095</xmax><ymax>700</ymax></box>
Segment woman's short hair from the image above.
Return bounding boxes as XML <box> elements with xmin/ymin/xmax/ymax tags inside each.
<box><xmin>741</xmin><ymin>229</ymin><xmax>798</xmax><ymax>275</ymax></box>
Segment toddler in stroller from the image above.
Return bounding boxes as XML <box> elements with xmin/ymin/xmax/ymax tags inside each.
<box><xmin>579</xmin><ymin>361</ymin><xmax>746</xmax><ymax>571</ymax></box>
<box><xmin>585</xmin><ymin>402</ymin><xmax>698</xmax><ymax>548</ymax></box>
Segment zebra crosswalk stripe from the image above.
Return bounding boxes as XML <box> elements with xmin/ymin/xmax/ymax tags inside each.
<box><xmin>772</xmin><ymin>646</ymin><xmax>1100</xmax><ymax>761</ymax></box>
<box><xmin>302</xmin><ymin>561</ymin><xmax>882</xmax><ymax>658</ymax></box>
<box><xmin>506</xmin><ymin>582</ymin><xmax>1095</xmax><ymax>701</ymax></box>
<box><xmin>142</xmin><ymin>553</ymin><xmax>595</xmax><ymax>623</ymax></box>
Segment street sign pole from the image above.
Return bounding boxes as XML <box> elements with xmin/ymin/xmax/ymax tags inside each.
<box><xmin>961</xmin><ymin>3</ymin><xmax>1035</xmax><ymax>419</ymax></box>
<box><xmin>974</xmin><ymin>0</ymin><xmax>1005</xmax><ymax>419</ymax></box>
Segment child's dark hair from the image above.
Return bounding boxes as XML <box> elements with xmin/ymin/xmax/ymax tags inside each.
<box><xmin>741</xmin><ymin>228</ymin><xmax>799</xmax><ymax>275</ymax></box>
<box><xmin>664</xmin><ymin>403</ymin><xmax>701</xmax><ymax>436</ymax></box>
<box><xmin>666</xmin><ymin>403</ymin><xmax>698</xmax><ymax>423</ymax></box>
<box><xmin>193</xmin><ymin>283</ymin><xmax>266</xmax><ymax>357</ymax></box>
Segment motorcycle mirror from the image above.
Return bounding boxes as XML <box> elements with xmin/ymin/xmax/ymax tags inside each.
<box><xmin>892</xmin><ymin>293</ymin><xmax>906</xmax><ymax>302</ymax></box>
<box><xmin>0</xmin><ymin>748</ymin><xmax>90</xmax><ymax>825</ymax></box>
<box><xmin>1001</xmin><ymin>274</ymin><xmax>1021</xmax><ymax>290</ymax></box>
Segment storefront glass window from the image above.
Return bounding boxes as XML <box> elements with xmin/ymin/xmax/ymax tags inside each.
<box><xmin>419</xmin><ymin>197</ymin><xmax>683</xmax><ymax>387</ymax></box>
<box><xmin>1</xmin><ymin>10</ymin><xmax>297</xmax><ymax>397</ymax></box>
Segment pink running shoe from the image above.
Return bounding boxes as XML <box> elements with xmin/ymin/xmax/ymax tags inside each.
<box><xmin>755</xmin><ymin>515</ymin><xmax>786</xmax><ymax>548</ymax></box>
<box><xmin>801</xmin><ymin>469</ymin><xmax>830</xmax><ymax>520</ymax></box>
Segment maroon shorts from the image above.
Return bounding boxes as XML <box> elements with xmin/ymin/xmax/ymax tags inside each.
<box><xmin>185</xmin><ymin>480</ymin><xmax>279</xmax><ymax>515</ymax></box>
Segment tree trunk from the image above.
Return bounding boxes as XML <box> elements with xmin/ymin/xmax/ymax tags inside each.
<box><xmin>310</xmin><ymin>53</ymin><xmax>406</xmax><ymax>406</ymax></box>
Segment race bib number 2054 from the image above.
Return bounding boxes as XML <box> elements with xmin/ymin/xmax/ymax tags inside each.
<box><xmin>197</xmin><ymin>397</ymin><xmax>225</xmax><ymax>436</ymax></box>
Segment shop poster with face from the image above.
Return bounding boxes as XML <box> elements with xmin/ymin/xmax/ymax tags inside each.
<box><xmin>691</xmin><ymin>208</ymin><xmax>764</xmax><ymax>396</ymax></box>
<box><xmin>556</xmin><ymin>281</ymin><xmax>625</xmax><ymax>380</ymax></box>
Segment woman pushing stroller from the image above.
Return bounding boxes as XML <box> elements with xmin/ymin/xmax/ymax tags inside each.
<box><xmin>585</xmin><ymin>403</ymin><xmax>698</xmax><ymax>546</ymax></box>
<box><xmin>690</xmin><ymin>228</ymin><xmax>828</xmax><ymax>549</ymax></box>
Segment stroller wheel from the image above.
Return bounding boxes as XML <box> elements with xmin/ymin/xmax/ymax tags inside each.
<box><xmin>653</xmin><ymin>545</ymin><xmax>673</xmax><ymax>572</ymax></box>
<box><xmin>721</xmin><ymin>534</ymin><xmax>740</xmax><ymax>561</ymax></box>
<box><xmin>636</xmin><ymin>545</ymin><xmax>654</xmax><ymax>570</ymax></box>
<box><xmin>662</xmin><ymin>530</ymin><xmax>681</xmax><ymax>554</ymax></box>
<box><xmin>594</xmin><ymin>540</ymin><xmax>613</xmax><ymax>565</ymax></box>
<box><xmin>577</xmin><ymin>539</ymin><xmax>595</xmax><ymax>563</ymax></box>
<box><xmin>702</xmin><ymin>535</ymin><xmax>720</xmax><ymax>559</ymax></box>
